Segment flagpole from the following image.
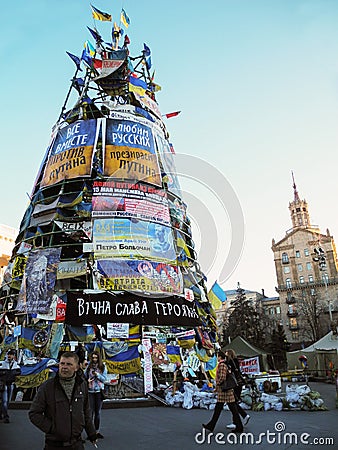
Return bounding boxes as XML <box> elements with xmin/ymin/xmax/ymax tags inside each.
<box><xmin>57</xmin><ymin>67</ymin><xmax>80</xmax><ymax>124</ymax></box>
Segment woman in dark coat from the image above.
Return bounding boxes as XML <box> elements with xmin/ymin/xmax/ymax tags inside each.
<box><xmin>203</xmin><ymin>351</ymin><xmax>243</xmax><ymax>433</ymax></box>
<box><xmin>225</xmin><ymin>348</ymin><xmax>250</xmax><ymax>427</ymax></box>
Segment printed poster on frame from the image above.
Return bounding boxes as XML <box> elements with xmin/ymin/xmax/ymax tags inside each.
<box><xmin>41</xmin><ymin>119</ymin><xmax>99</xmax><ymax>187</ymax></box>
<box><xmin>92</xmin><ymin>180</ymin><xmax>170</xmax><ymax>225</ymax></box>
<box><xmin>92</xmin><ymin>218</ymin><xmax>176</xmax><ymax>263</ymax></box>
<box><xmin>96</xmin><ymin>259</ymin><xmax>183</xmax><ymax>294</ymax></box>
<box><xmin>103</xmin><ymin>118</ymin><xmax>161</xmax><ymax>186</ymax></box>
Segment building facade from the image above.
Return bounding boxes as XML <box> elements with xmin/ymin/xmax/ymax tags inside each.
<box><xmin>272</xmin><ymin>176</ymin><xmax>338</xmax><ymax>349</ymax></box>
<box><xmin>0</xmin><ymin>224</ymin><xmax>16</xmax><ymax>285</ymax></box>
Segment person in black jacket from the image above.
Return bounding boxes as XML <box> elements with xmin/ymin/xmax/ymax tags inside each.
<box><xmin>0</xmin><ymin>349</ymin><xmax>21</xmax><ymax>423</ymax></box>
<box><xmin>225</xmin><ymin>349</ymin><xmax>250</xmax><ymax>429</ymax></box>
<box><xmin>29</xmin><ymin>351</ymin><xmax>97</xmax><ymax>450</ymax></box>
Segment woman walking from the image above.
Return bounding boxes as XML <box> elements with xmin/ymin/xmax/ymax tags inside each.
<box><xmin>85</xmin><ymin>351</ymin><xmax>107</xmax><ymax>439</ymax></box>
<box><xmin>225</xmin><ymin>349</ymin><xmax>250</xmax><ymax>428</ymax></box>
<box><xmin>203</xmin><ymin>351</ymin><xmax>243</xmax><ymax>433</ymax></box>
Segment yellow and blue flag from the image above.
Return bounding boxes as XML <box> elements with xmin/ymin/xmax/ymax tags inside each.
<box><xmin>208</xmin><ymin>281</ymin><xmax>226</xmax><ymax>310</ymax></box>
<box><xmin>120</xmin><ymin>8</ymin><xmax>130</xmax><ymax>28</ymax></box>
<box><xmin>84</xmin><ymin>40</ymin><xmax>96</xmax><ymax>57</ymax></box>
<box><xmin>91</xmin><ymin>4</ymin><xmax>112</xmax><ymax>22</ymax></box>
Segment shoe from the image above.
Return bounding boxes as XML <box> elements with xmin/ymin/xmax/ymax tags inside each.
<box><xmin>96</xmin><ymin>432</ymin><xmax>104</xmax><ymax>439</ymax></box>
<box><xmin>4</xmin><ymin>418</ymin><xmax>10</xmax><ymax>424</ymax></box>
<box><xmin>202</xmin><ymin>423</ymin><xmax>213</xmax><ymax>432</ymax></box>
<box><xmin>226</xmin><ymin>423</ymin><xmax>236</xmax><ymax>429</ymax></box>
<box><xmin>243</xmin><ymin>415</ymin><xmax>250</xmax><ymax>425</ymax></box>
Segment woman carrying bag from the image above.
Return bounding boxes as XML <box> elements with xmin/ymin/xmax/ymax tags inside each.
<box><xmin>85</xmin><ymin>351</ymin><xmax>107</xmax><ymax>439</ymax></box>
<box><xmin>202</xmin><ymin>351</ymin><xmax>243</xmax><ymax>433</ymax></box>
<box><xmin>225</xmin><ymin>349</ymin><xmax>250</xmax><ymax>428</ymax></box>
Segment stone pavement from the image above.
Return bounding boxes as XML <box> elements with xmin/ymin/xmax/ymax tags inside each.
<box><xmin>1</xmin><ymin>382</ymin><xmax>337</xmax><ymax>450</ymax></box>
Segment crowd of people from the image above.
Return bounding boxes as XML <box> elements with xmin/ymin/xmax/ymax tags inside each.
<box><xmin>0</xmin><ymin>347</ymin><xmax>109</xmax><ymax>449</ymax></box>
<box><xmin>1</xmin><ymin>347</ymin><xmax>251</xmax><ymax>448</ymax></box>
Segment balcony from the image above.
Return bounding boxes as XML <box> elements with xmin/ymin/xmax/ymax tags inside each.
<box><xmin>276</xmin><ymin>276</ymin><xmax>338</xmax><ymax>292</ymax></box>
<box><xmin>287</xmin><ymin>310</ymin><xmax>299</xmax><ymax>317</ymax></box>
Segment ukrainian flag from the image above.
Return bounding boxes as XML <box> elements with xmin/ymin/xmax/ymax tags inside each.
<box><xmin>91</xmin><ymin>5</ymin><xmax>112</xmax><ymax>22</ymax></box>
<box><xmin>208</xmin><ymin>281</ymin><xmax>226</xmax><ymax>310</ymax></box>
<box><xmin>120</xmin><ymin>8</ymin><xmax>130</xmax><ymax>28</ymax></box>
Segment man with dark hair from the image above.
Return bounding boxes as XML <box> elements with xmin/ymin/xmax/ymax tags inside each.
<box><xmin>29</xmin><ymin>351</ymin><xmax>97</xmax><ymax>449</ymax></box>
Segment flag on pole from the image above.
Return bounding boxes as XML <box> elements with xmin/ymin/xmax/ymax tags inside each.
<box><xmin>163</xmin><ymin>111</ymin><xmax>181</xmax><ymax>119</ymax></box>
<box><xmin>66</xmin><ymin>52</ymin><xmax>82</xmax><ymax>71</ymax></box>
<box><xmin>208</xmin><ymin>281</ymin><xmax>227</xmax><ymax>310</ymax></box>
<box><xmin>91</xmin><ymin>4</ymin><xmax>112</xmax><ymax>22</ymax></box>
<box><xmin>120</xmin><ymin>8</ymin><xmax>130</xmax><ymax>28</ymax></box>
<box><xmin>87</xmin><ymin>26</ymin><xmax>103</xmax><ymax>44</ymax></box>
<box><xmin>84</xmin><ymin>40</ymin><xmax>96</xmax><ymax>57</ymax></box>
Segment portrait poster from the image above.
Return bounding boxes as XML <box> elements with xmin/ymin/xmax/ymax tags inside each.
<box><xmin>17</xmin><ymin>248</ymin><xmax>61</xmax><ymax>314</ymax></box>
<box><xmin>96</xmin><ymin>259</ymin><xmax>182</xmax><ymax>294</ymax></box>
<box><xmin>92</xmin><ymin>218</ymin><xmax>176</xmax><ymax>262</ymax></box>
<box><xmin>41</xmin><ymin>119</ymin><xmax>99</xmax><ymax>187</ymax></box>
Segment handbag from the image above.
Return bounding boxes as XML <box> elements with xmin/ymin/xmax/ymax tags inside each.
<box><xmin>221</xmin><ymin>372</ymin><xmax>238</xmax><ymax>392</ymax></box>
<box><xmin>100</xmin><ymin>389</ymin><xmax>106</xmax><ymax>400</ymax></box>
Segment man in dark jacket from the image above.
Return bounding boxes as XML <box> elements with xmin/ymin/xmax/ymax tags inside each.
<box><xmin>29</xmin><ymin>351</ymin><xmax>97</xmax><ymax>450</ymax></box>
<box><xmin>0</xmin><ymin>349</ymin><xmax>21</xmax><ymax>423</ymax></box>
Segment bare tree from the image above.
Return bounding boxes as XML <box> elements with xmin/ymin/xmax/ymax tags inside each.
<box><xmin>297</xmin><ymin>291</ymin><xmax>326</xmax><ymax>343</ymax></box>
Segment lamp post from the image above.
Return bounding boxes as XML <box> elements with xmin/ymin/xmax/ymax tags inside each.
<box><xmin>313</xmin><ymin>247</ymin><xmax>333</xmax><ymax>322</ymax></box>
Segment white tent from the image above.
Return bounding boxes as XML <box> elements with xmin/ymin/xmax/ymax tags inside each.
<box><xmin>287</xmin><ymin>332</ymin><xmax>338</xmax><ymax>374</ymax></box>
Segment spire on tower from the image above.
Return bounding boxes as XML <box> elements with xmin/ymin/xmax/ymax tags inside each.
<box><xmin>291</xmin><ymin>171</ymin><xmax>300</xmax><ymax>202</ymax></box>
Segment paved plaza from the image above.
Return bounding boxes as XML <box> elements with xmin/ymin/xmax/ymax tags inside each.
<box><xmin>1</xmin><ymin>382</ymin><xmax>337</xmax><ymax>450</ymax></box>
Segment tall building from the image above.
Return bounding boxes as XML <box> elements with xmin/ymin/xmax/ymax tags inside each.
<box><xmin>0</xmin><ymin>224</ymin><xmax>16</xmax><ymax>285</ymax></box>
<box><xmin>272</xmin><ymin>174</ymin><xmax>338</xmax><ymax>349</ymax></box>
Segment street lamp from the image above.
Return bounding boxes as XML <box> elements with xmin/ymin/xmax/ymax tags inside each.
<box><xmin>313</xmin><ymin>247</ymin><xmax>333</xmax><ymax>322</ymax></box>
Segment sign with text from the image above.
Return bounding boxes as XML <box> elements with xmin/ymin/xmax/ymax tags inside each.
<box><xmin>65</xmin><ymin>291</ymin><xmax>201</xmax><ymax>326</ymax></box>
<box><xmin>240</xmin><ymin>356</ymin><xmax>260</xmax><ymax>374</ymax></box>
<box><xmin>104</xmin><ymin>118</ymin><xmax>161</xmax><ymax>186</ymax></box>
<box><xmin>41</xmin><ymin>120</ymin><xmax>98</xmax><ymax>187</ymax></box>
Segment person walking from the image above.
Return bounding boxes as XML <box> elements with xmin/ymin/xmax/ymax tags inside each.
<box><xmin>202</xmin><ymin>350</ymin><xmax>243</xmax><ymax>433</ymax></box>
<box><xmin>225</xmin><ymin>348</ymin><xmax>250</xmax><ymax>429</ymax></box>
<box><xmin>85</xmin><ymin>351</ymin><xmax>107</xmax><ymax>439</ymax></box>
<box><xmin>29</xmin><ymin>351</ymin><xmax>97</xmax><ymax>449</ymax></box>
<box><xmin>0</xmin><ymin>349</ymin><xmax>21</xmax><ymax>423</ymax></box>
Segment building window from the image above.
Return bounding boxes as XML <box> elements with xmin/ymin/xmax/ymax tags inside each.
<box><xmin>291</xmin><ymin>331</ymin><xmax>299</xmax><ymax>340</ymax></box>
<box><xmin>276</xmin><ymin>306</ymin><xmax>281</xmax><ymax>314</ymax></box>
<box><xmin>308</xmin><ymin>274</ymin><xmax>314</xmax><ymax>283</ymax></box>
<box><xmin>269</xmin><ymin>307</ymin><xmax>275</xmax><ymax>315</ymax></box>
<box><xmin>306</xmin><ymin>262</ymin><xmax>312</xmax><ymax>271</ymax></box>
<box><xmin>289</xmin><ymin>317</ymin><xmax>298</xmax><ymax>328</ymax></box>
<box><xmin>286</xmin><ymin>278</ymin><xmax>292</xmax><ymax>288</ymax></box>
<box><xmin>282</xmin><ymin>253</ymin><xmax>289</xmax><ymax>263</ymax></box>
<box><xmin>322</xmin><ymin>273</ymin><xmax>329</xmax><ymax>283</ymax></box>
<box><xmin>310</xmin><ymin>288</ymin><xmax>316</xmax><ymax>296</ymax></box>
<box><xmin>295</xmin><ymin>251</ymin><xmax>300</xmax><ymax>258</ymax></box>
<box><xmin>297</xmin><ymin>264</ymin><xmax>303</xmax><ymax>272</ymax></box>
<box><xmin>284</xmin><ymin>266</ymin><xmax>290</xmax><ymax>274</ymax></box>
<box><xmin>299</xmin><ymin>276</ymin><xmax>304</xmax><ymax>284</ymax></box>
<box><xmin>304</xmin><ymin>248</ymin><xmax>309</xmax><ymax>256</ymax></box>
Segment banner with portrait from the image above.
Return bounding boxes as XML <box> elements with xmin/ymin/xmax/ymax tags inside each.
<box><xmin>41</xmin><ymin>119</ymin><xmax>99</xmax><ymax>187</ymax></box>
<box><xmin>16</xmin><ymin>248</ymin><xmax>61</xmax><ymax>314</ymax></box>
<box><xmin>92</xmin><ymin>180</ymin><xmax>170</xmax><ymax>225</ymax></box>
<box><xmin>92</xmin><ymin>218</ymin><xmax>176</xmax><ymax>262</ymax></box>
<box><xmin>96</xmin><ymin>259</ymin><xmax>182</xmax><ymax>294</ymax></box>
<box><xmin>103</xmin><ymin>118</ymin><xmax>161</xmax><ymax>186</ymax></box>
